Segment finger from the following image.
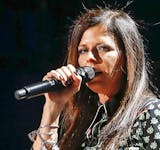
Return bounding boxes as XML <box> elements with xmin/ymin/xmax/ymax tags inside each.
<box><xmin>69</xmin><ymin>73</ymin><xmax>82</xmax><ymax>95</ymax></box>
<box><xmin>43</xmin><ymin>73</ymin><xmax>52</xmax><ymax>81</ymax></box>
<box><xmin>59</xmin><ymin>65</ymin><xmax>76</xmax><ymax>81</ymax></box>
<box><xmin>66</xmin><ymin>64</ymin><xmax>82</xmax><ymax>87</ymax></box>
<box><xmin>66</xmin><ymin>64</ymin><xmax>81</xmax><ymax>81</ymax></box>
<box><xmin>50</xmin><ymin>70</ymin><xmax>64</xmax><ymax>80</ymax></box>
<box><xmin>43</xmin><ymin>70</ymin><xmax>62</xmax><ymax>81</ymax></box>
<box><xmin>56</xmin><ymin>67</ymin><xmax>69</xmax><ymax>82</ymax></box>
<box><xmin>67</xmin><ymin>64</ymin><xmax>76</xmax><ymax>75</ymax></box>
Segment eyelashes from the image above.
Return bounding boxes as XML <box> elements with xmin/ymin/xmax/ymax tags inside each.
<box><xmin>96</xmin><ymin>44</ymin><xmax>112</xmax><ymax>52</ymax></box>
<box><xmin>78</xmin><ymin>48</ymin><xmax>88</xmax><ymax>54</ymax></box>
<box><xmin>78</xmin><ymin>44</ymin><xmax>113</xmax><ymax>55</ymax></box>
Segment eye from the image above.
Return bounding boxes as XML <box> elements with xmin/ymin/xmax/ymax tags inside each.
<box><xmin>78</xmin><ymin>48</ymin><xmax>88</xmax><ymax>54</ymax></box>
<box><xmin>96</xmin><ymin>44</ymin><xmax>112</xmax><ymax>52</ymax></box>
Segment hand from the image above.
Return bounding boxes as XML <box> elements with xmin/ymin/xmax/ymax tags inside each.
<box><xmin>43</xmin><ymin>64</ymin><xmax>82</xmax><ymax>106</ymax></box>
<box><xmin>32</xmin><ymin>65</ymin><xmax>81</xmax><ymax>150</ymax></box>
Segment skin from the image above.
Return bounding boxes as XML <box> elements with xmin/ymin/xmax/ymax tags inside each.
<box><xmin>33</xmin><ymin>24</ymin><xmax>125</xmax><ymax>149</ymax></box>
<box><xmin>78</xmin><ymin>24</ymin><xmax>125</xmax><ymax>103</ymax></box>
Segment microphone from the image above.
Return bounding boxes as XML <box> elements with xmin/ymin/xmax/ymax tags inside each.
<box><xmin>14</xmin><ymin>66</ymin><xmax>95</xmax><ymax>100</ymax></box>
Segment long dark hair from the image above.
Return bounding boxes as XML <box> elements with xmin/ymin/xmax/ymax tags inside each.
<box><xmin>59</xmin><ymin>7</ymin><xmax>153</xmax><ymax>149</ymax></box>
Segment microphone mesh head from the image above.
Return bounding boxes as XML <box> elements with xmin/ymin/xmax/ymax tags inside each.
<box><xmin>77</xmin><ymin>66</ymin><xmax>95</xmax><ymax>83</ymax></box>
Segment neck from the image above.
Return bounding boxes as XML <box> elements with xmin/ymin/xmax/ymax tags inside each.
<box><xmin>98</xmin><ymin>93</ymin><xmax>111</xmax><ymax>104</ymax></box>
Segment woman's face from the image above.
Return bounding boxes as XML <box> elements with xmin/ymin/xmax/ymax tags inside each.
<box><xmin>78</xmin><ymin>24</ymin><xmax>125</xmax><ymax>97</ymax></box>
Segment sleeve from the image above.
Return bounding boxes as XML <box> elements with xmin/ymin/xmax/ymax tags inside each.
<box><xmin>28</xmin><ymin>116</ymin><xmax>60</xmax><ymax>150</ymax></box>
<box><xmin>130</xmin><ymin>100</ymin><xmax>160</xmax><ymax>149</ymax></box>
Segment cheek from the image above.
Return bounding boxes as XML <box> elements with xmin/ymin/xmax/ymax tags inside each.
<box><xmin>78</xmin><ymin>55</ymin><xmax>86</xmax><ymax>66</ymax></box>
<box><xmin>78</xmin><ymin>57</ymin><xmax>81</xmax><ymax>66</ymax></box>
<box><xmin>102</xmin><ymin>52</ymin><xmax>119</xmax><ymax>74</ymax></box>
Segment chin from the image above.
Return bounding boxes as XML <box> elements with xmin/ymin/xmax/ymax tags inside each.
<box><xmin>86</xmin><ymin>81</ymin><xmax>107</xmax><ymax>94</ymax></box>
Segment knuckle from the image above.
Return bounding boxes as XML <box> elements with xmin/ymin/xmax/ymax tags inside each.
<box><xmin>61</xmin><ymin>66</ymin><xmax>66</xmax><ymax>70</ymax></box>
<box><xmin>50</xmin><ymin>70</ymin><xmax>56</xmax><ymax>74</ymax></box>
<box><xmin>67</xmin><ymin>64</ymin><xmax>76</xmax><ymax>72</ymax></box>
<box><xmin>67</xmin><ymin>64</ymin><xmax>73</xmax><ymax>68</ymax></box>
<box><xmin>56</xmin><ymin>68</ymin><xmax>61</xmax><ymax>72</ymax></box>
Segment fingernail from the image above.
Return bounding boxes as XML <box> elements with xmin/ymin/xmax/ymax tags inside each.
<box><xmin>65</xmin><ymin>80</ymin><xmax>73</xmax><ymax>86</ymax></box>
<box><xmin>74</xmin><ymin>71</ymin><xmax>78</xmax><ymax>76</ymax></box>
<box><xmin>59</xmin><ymin>75</ymin><xmax>64</xmax><ymax>80</ymax></box>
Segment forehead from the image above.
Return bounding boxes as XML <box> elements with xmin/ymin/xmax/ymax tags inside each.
<box><xmin>82</xmin><ymin>24</ymin><xmax>108</xmax><ymax>37</ymax></box>
<box><xmin>79</xmin><ymin>24</ymin><xmax>119</xmax><ymax>46</ymax></box>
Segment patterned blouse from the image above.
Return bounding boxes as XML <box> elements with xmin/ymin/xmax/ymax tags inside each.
<box><xmin>119</xmin><ymin>97</ymin><xmax>160</xmax><ymax>150</ymax></box>
<box><xmin>81</xmin><ymin>97</ymin><xmax>160</xmax><ymax>150</ymax></box>
<box><xmin>29</xmin><ymin>97</ymin><xmax>160</xmax><ymax>150</ymax></box>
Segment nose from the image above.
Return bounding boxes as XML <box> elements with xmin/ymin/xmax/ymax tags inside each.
<box><xmin>86</xmin><ymin>51</ymin><xmax>101</xmax><ymax>64</ymax></box>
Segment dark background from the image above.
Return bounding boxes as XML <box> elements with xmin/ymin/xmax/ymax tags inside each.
<box><xmin>0</xmin><ymin>0</ymin><xmax>159</xmax><ymax>149</ymax></box>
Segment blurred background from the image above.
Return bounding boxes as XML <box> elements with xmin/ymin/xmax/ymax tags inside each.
<box><xmin>0</xmin><ymin>0</ymin><xmax>159</xmax><ymax>149</ymax></box>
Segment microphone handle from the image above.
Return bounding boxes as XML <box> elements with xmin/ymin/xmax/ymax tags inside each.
<box><xmin>14</xmin><ymin>66</ymin><xmax>95</xmax><ymax>100</ymax></box>
<box><xmin>14</xmin><ymin>80</ymin><xmax>63</xmax><ymax>100</ymax></box>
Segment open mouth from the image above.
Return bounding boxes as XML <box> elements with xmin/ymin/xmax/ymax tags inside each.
<box><xmin>95</xmin><ymin>71</ymin><xmax>102</xmax><ymax>76</ymax></box>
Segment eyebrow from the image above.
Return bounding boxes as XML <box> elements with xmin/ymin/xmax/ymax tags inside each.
<box><xmin>97</xmin><ymin>43</ymin><xmax>114</xmax><ymax>49</ymax></box>
<box><xmin>78</xmin><ymin>42</ymin><xmax>115</xmax><ymax>50</ymax></box>
<box><xmin>78</xmin><ymin>42</ymin><xmax>106</xmax><ymax>48</ymax></box>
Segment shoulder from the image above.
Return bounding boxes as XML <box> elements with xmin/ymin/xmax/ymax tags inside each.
<box><xmin>137</xmin><ymin>97</ymin><xmax>160</xmax><ymax>119</ymax></box>
<box><xmin>130</xmin><ymin>97</ymin><xmax>160</xmax><ymax>149</ymax></box>
<box><xmin>133</xmin><ymin>97</ymin><xmax>160</xmax><ymax>129</ymax></box>
<box><xmin>141</xmin><ymin>96</ymin><xmax>160</xmax><ymax>108</ymax></box>
<box><xmin>134</xmin><ymin>96</ymin><xmax>160</xmax><ymax>126</ymax></box>
<box><xmin>119</xmin><ymin>97</ymin><xmax>160</xmax><ymax>149</ymax></box>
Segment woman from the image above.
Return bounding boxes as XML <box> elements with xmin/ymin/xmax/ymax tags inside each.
<box><xmin>30</xmin><ymin>7</ymin><xmax>160</xmax><ymax>150</ymax></box>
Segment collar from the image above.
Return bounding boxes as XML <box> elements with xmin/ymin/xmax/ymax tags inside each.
<box><xmin>104</xmin><ymin>96</ymin><xmax>121</xmax><ymax>117</ymax></box>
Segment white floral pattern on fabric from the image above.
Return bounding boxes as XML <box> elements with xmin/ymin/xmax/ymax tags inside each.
<box><xmin>119</xmin><ymin>98</ymin><xmax>160</xmax><ymax>150</ymax></box>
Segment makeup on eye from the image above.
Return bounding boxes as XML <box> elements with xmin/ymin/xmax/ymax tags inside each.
<box><xmin>96</xmin><ymin>44</ymin><xmax>113</xmax><ymax>52</ymax></box>
<box><xmin>78</xmin><ymin>43</ymin><xmax>113</xmax><ymax>55</ymax></box>
<box><xmin>78</xmin><ymin>47</ymin><xmax>88</xmax><ymax>54</ymax></box>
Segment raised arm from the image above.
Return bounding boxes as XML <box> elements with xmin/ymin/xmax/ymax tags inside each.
<box><xmin>31</xmin><ymin>64</ymin><xmax>82</xmax><ymax>150</ymax></box>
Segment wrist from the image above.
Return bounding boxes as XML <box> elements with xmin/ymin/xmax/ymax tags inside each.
<box><xmin>44</xmin><ymin>100</ymin><xmax>64</xmax><ymax>114</ymax></box>
<box><xmin>40</xmin><ymin>101</ymin><xmax>63</xmax><ymax>127</ymax></box>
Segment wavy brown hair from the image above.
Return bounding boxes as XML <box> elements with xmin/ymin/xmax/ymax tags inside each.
<box><xmin>59</xmin><ymin>7</ymin><xmax>153</xmax><ymax>150</ymax></box>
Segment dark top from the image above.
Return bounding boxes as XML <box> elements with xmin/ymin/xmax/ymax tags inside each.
<box><xmin>81</xmin><ymin>97</ymin><xmax>160</xmax><ymax>150</ymax></box>
<box><xmin>119</xmin><ymin>97</ymin><xmax>160</xmax><ymax>150</ymax></box>
<box><xmin>29</xmin><ymin>97</ymin><xmax>160</xmax><ymax>150</ymax></box>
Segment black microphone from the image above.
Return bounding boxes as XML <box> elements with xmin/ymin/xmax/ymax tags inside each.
<box><xmin>14</xmin><ymin>66</ymin><xmax>95</xmax><ymax>100</ymax></box>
